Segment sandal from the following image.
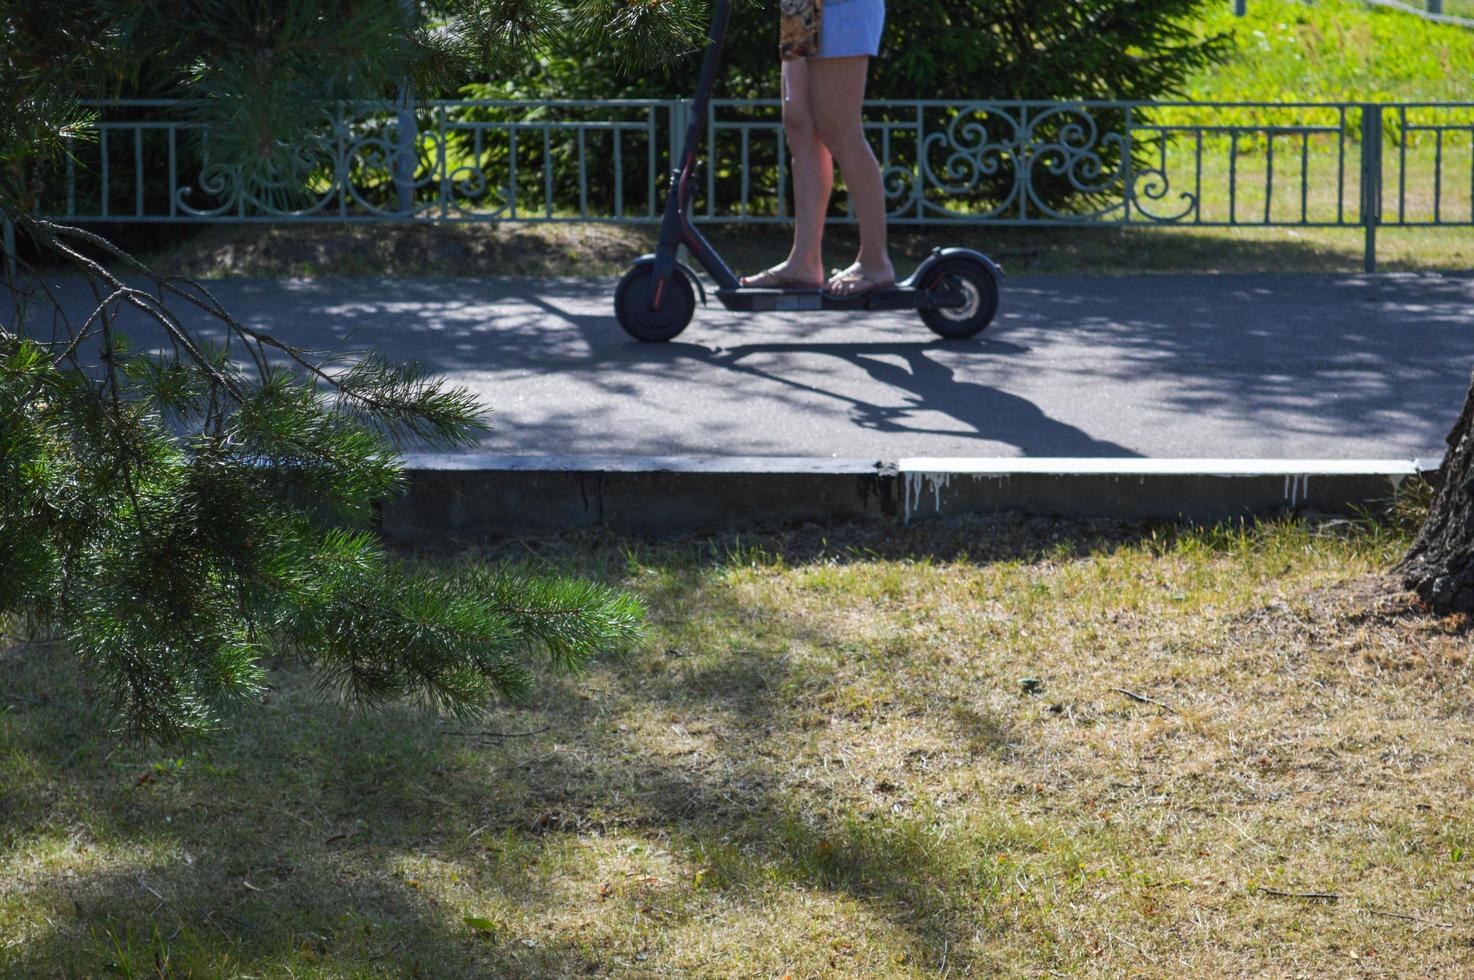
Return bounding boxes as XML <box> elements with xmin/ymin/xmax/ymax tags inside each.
<box><xmin>825</xmin><ymin>267</ymin><xmax>896</xmax><ymax>298</ymax></box>
<box><xmin>740</xmin><ymin>266</ymin><xmax>823</xmax><ymax>289</ymax></box>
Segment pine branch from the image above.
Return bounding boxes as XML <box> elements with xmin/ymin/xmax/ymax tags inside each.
<box><xmin>25</xmin><ymin>222</ymin><xmax>246</xmax><ymax>403</ymax></box>
<box><xmin>36</xmin><ymin>220</ymin><xmax>486</xmax><ymax>449</ymax></box>
<box><xmin>2</xmin><ymin>0</ymin><xmax>668</xmax><ymax>744</ymax></box>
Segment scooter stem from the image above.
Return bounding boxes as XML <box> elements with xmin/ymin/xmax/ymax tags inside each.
<box><xmin>651</xmin><ymin>0</ymin><xmax>735</xmax><ymax>292</ymax></box>
<box><xmin>686</xmin><ymin>0</ymin><xmax>732</xmax><ymax>146</ymax></box>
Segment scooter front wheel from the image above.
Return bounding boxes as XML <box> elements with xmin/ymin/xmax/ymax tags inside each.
<box><xmin>614</xmin><ymin>265</ymin><xmax>696</xmax><ymax>343</ymax></box>
<box><xmin>919</xmin><ymin>258</ymin><xmax>1000</xmax><ymax>340</ymax></box>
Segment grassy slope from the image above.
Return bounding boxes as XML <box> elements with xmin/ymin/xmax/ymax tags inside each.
<box><xmin>1187</xmin><ymin>0</ymin><xmax>1474</xmax><ymax>104</ymax></box>
<box><xmin>4</xmin><ymin>516</ymin><xmax>1473</xmax><ymax>977</ymax></box>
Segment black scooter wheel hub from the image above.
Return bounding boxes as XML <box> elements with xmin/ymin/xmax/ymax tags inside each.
<box><xmin>615</xmin><ymin>265</ymin><xmax>697</xmax><ymax>343</ymax></box>
<box><xmin>919</xmin><ymin>257</ymin><xmax>1001</xmax><ymax>339</ymax></box>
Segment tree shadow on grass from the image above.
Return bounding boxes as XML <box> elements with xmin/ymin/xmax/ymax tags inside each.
<box><xmin>118</xmin><ymin>221</ymin><xmax>1471</xmax><ymax>281</ymax></box>
<box><xmin>1</xmin><ymin>516</ymin><xmax>1197</xmax><ymax>976</ymax></box>
<box><xmin>0</xmin><ymin>650</ymin><xmax>621</xmax><ymax>977</ymax></box>
<box><xmin>705</xmin><ymin>223</ymin><xmax>1458</xmax><ymax>279</ymax></box>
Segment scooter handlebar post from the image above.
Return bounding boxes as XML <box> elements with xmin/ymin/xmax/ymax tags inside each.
<box><xmin>652</xmin><ymin>0</ymin><xmax>733</xmax><ymax>294</ymax></box>
<box><xmin>675</xmin><ymin>0</ymin><xmax>731</xmax><ymax>197</ymax></box>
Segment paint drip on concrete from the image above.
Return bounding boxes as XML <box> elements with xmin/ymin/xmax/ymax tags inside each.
<box><xmin>904</xmin><ymin>470</ymin><xmax>956</xmax><ymax>525</ymax></box>
<box><xmin>1284</xmin><ymin>474</ymin><xmax>1311</xmax><ymax>508</ymax></box>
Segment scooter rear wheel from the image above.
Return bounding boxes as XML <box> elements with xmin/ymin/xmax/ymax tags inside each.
<box><xmin>919</xmin><ymin>258</ymin><xmax>1000</xmax><ymax>340</ymax></box>
<box><xmin>615</xmin><ymin>265</ymin><xmax>696</xmax><ymax>343</ymax></box>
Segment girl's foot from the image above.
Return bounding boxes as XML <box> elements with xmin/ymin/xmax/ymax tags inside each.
<box><xmin>825</xmin><ymin>261</ymin><xmax>896</xmax><ymax>297</ymax></box>
<box><xmin>740</xmin><ymin>262</ymin><xmax>824</xmax><ymax>289</ymax></box>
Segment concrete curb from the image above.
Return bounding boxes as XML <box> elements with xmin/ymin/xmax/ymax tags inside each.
<box><xmin>897</xmin><ymin>457</ymin><xmax>1439</xmax><ymax>525</ymax></box>
<box><xmin>380</xmin><ymin>454</ymin><xmax>1441</xmax><ymax>539</ymax></box>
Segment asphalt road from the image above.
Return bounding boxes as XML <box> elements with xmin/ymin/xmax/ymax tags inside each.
<box><xmin>26</xmin><ymin>272</ymin><xmax>1474</xmax><ymax>461</ymax></box>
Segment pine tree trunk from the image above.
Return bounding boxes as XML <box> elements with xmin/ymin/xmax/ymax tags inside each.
<box><xmin>1398</xmin><ymin>372</ymin><xmax>1474</xmax><ymax>613</ymax></box>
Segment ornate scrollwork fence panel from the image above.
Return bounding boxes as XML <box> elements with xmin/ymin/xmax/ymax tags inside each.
<box><xmin>55</xmin><ymin>100</ymin><xmax>669</xmax><ymax>224</ymax></box>
<box><xmin>702</xmin><ymin>99</ymin><xmax>1396</xmax><ymax>229</ymax></box>
<box><xmin>28</xmin><ymin>98</ymin><xmax>1474</xmax><ymax>274</ymax></box>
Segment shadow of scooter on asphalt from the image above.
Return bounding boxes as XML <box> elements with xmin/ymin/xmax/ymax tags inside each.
<box><xmin>512</xmin><ymin>287</ymin><xmax>1138</xmax><ymax>457</ymax></box>
<box><xmin>648</xmin><ymin>337</ymin><xmax>1141</xmax><ymax>458</ymax></box>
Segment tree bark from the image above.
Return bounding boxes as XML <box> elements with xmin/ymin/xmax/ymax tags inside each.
<box><xmin>1398</xmin><ymin>371</ymin><xmax>1474</xmax><ymax>613</ymax></box>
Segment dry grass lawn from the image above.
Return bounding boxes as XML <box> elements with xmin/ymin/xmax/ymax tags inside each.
<box><xmin>2</xmin><ymin>513</ymin><xmax>1473</xmax><ymax>977</ymax></box>
<box><xmin>139</xmin><ymin>219</ymin><xmax>1473</xmax><ymax>283</ymax></box>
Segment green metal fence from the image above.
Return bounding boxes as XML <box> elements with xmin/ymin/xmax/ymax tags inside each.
<box><xmin>10</xmin><ymin>98</ymin><xmax>1474</xmax><ymax>274</ymax></box>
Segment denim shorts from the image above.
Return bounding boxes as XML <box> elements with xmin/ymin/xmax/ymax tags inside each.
<box><xmin>816</xmin><ymin>0</ymin><xmax>885</xmax><ymax>59</ymax></box>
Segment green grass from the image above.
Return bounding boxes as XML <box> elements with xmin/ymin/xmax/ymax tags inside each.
<box><xmin>1188</xmin><ymin>0</ymin><xmax>1474</xmax><ymax>104</ymax></box>
<box><xmin>4</xmin><ymin>513</ymin><xmax>1474</xmax><ymax>977</ymax></box>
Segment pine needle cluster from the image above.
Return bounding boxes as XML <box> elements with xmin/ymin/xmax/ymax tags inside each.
<box><xmin>1</xmin><ymin>0</ymin><xmax>676</xmax><ymax>741</ymax></box>
<box><xmin>1</xmin><ymin>220</ymin><xmax>644</xmax><ymax>742</ymax></box>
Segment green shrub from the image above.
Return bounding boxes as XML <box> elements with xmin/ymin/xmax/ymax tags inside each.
<box><xmin>465</xmin><ymin>0</ymin><xmax>1230</xmax><ymax>216</ymax></box>
<box><xmin>473</xmin><ymin>0</ymin><xmax>1229</xmax><ymax>102</ymax></box>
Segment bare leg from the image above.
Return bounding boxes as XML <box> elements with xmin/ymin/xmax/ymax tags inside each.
<box><xmin>809</xmin><ymin>55</ymin><xmax>893</xmax><ymax>294</ymax></box>
<box><xmin>740</xmin><ymin>59</ymin><xmax>829</xmax><ymax>288</ymax></box>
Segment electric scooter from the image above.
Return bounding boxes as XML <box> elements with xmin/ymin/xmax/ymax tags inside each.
<box><xmin>614</xmin><ymin>0</ymin><xmax>1003</xmax><ymax>343</ymax></box>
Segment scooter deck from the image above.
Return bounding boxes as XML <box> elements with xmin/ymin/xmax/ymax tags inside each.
<box><xmin>715</xmin><ymin>285</ymin><xmax>964</xmax><ymax>314</ymax></box>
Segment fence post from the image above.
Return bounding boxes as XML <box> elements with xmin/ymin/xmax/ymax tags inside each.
<box><xmin>1429</xmin><ymin>0</ymin><xmax>1443</xmax><ymax>13</ymax></box>
<box><xmin>394</xmin><ymin>91</ymin><xmax>418</xmax><ymax>214</ymax></box>
<box><xmin>1234</xmin><ymin>0</ymin><xmax>1247</xmax><ymax>15</ymax></box>
<box><xmin>394</xmin><ymin>0</ymin><xmax>418</xmax><ymax>214</ymax></box>
<box><xmin>1360</xmin><ymin>104</ymin><xmax>1382</xmax><ymax>274</ymax></box>
<box><xmin>2</xmin><ymin>216</ymin><xmax>15</xmax><ymax>289</ymax></box>
<box><xmin>668</xmin><ymin>99</ymin><xmax>689</xmax><ymax>177</ymax></box>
